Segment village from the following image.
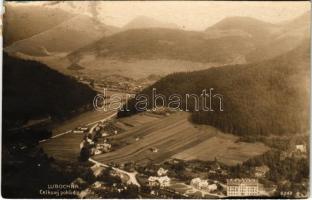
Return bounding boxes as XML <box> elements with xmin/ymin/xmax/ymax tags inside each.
<box><xmin>70</xmin><ymin>113</ymin><xmax>309</xmax><ymax>199</ymax></box>
<box><xmin>74</xmin><ymin>73</ymin><xmax>158</xmax><ymax>94</ymax></box>
<box><xmin>6</xmin><ymin>84</ymin><xmax>308</xmax><ymax>199</ymax></box>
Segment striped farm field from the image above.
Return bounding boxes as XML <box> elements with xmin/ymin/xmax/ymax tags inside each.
<box><xmin>93</xmin><ymin>111</ymin><xmax>269</xmax><ymax>166</ymax></box>
<box><xmin>172</xmin><ymin>133</ymin><xmax>270</xmax><ymax>166</ymax></box>
<box><xmin>40</xmin><ymin>110</ymin><xmax>116</xmax><ymax>161</ymax></box>
<box><xmin>40</xmin><ymin>132</ymin><xmax>83</xmax><ymax>161</ymax></box>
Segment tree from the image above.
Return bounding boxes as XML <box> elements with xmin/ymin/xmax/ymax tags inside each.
<box><xmin>79</xmin><ymin>147</ymin><xmax>90</xmax><ymax>162</ymax></box>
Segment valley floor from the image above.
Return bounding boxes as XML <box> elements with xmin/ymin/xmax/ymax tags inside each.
<box><xmin>93</xmin><ymin>111</ymin><xmax>270</xmax><ymax>166</ymax></box>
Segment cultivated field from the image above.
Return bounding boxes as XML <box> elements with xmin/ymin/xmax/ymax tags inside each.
<box><xmin>40</xmin><ymin>109</ymin><xmax>116</xmax><ymax>160</ymax></box>
<box><xmin>93</xmin><ymin>112</ymin><xmax>270</xmax><ymax>166</ymax></box>
<box><xmin>118</xmin><ymin>112</ymin><xmax>163</xmax><ymax>127</ymax></box>
<box><xmin>51</xmin><ymin>110</ymin><xmax>116</xmax><ymax>136</ymax></box>
<box><xmin>172</xmin><ymin>133</ymin><xmax>270</xmax><ymax>166</ymax></box>
<box><xmin>40</xmin><ymin>132</ymin><xmax>83</xmax><ymax>161</ymax></box>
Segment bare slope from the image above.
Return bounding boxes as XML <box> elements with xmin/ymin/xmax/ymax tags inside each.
<box><xmin>4</xmin><ymin>3</ymin><xmax>73</xmax><ymax>46</ymax></box>
<box><xmin>5</xmin><ymin>15</ymin><xmax>119</xmax><ymax>56</ymax></box>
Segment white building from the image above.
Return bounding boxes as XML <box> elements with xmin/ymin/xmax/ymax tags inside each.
<box><xmin>94</xmin><ymin>149</ymin><xmax>102</xmax><ymax>155</ymax></box>
<box><xmin>254</xmin><ymin>165</ymin><xmax>270</xmax><ymax>178</ymax></box>
<box><xmin>96</xmin><ymin>143</ymin><xmax>112</xmax><ymax>152</ymax></box>
<box><xmin>296</xmin><ymin>144</ymin><xmax>307</xmax><ymax>153</ymax></box>
<box><xmin>73</xmin><ymin>130</ymin><xmax>84</xmax><ymax>134</ymax></box>
<box><xmin>148</xmin><ymin>176</ymin><xmax>170</xmax><ymax>187</ymax></box>
<box><xmin>92</xmin><ymin>181</ymin><xmax>106</xmax><ymax>189</ymax></box>
<box><xmin>158</xmin><ymin>176</ymin><xmax>170</xmax><ymax>187</ymax></box>
<box><xmin>148</xmin><ymin>176</ymin><xmax>160</xmax><ymax>187</ymax></box>
<box><xmin>227</xmin><ymin>178</ymin><xmax>259</xmax><ymax>197</ymax></box>
<box><xmin>191</xmin><ymin>178</ymin><xmax>217</xmax><ymax>192</ymax></box>
<box><xmin>102</xmin><ymin>132</ymin><xmax>109</xmax><ymax>137</ymax></box>
<box><xmin>157</xmin><ymin>168</ymin><xmax>168</xmax><ymax>176</ymax></box>
<box><xmin>90</xmin><ymin>164</ymin><xmax>105</xmax><ymax>177</ymax></box>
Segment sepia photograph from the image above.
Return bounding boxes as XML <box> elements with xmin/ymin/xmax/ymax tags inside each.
<box><xmin>1</xmin><ymin>0</ymin><xmax>310</xmax><ymax>198</ymax></box>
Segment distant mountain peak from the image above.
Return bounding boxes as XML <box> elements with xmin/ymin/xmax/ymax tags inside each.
<box><xmin>206</xmin><ymin>16</ymin><xmax>274</xmax><ymax>31</ymax></box>
<box><xmin>123</xmin><ymin>15</ymin><xmax>179</xmax><ymax>30</ymax></box>
<box><xmin>205</xmin><ymin>16</ymin><xmax>277</xmax><ymax>41</ymax></box>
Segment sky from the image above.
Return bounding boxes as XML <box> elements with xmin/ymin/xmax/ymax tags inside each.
<box><xmin>8</xmin><ymin>1</ymin><xmax>310</xmax><ymax>31</ymax></box>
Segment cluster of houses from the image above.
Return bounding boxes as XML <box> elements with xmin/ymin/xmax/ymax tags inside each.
<box><xmin>94</xmin><ymin>143</ymin><xmax>112</xmax><ymax>155</ymax></box>
<box><xmin>208</xmin><ymin>160</ymin><xmax>228</xmax><ymax>176</ymax></box>
<box><xmin>95</xmin><ymin>80</ymin><xmax>143</xmax><ymax>93</ymax></box>
<box><xmin>148</xmin><ymin>168</ymin><xmax>171</xmax><ymax>188</ymax></box>
<box><xmin>254</xmin><ymin>165</ymin><xmax>270</xmax><ymax>178</ymax></box>
<box><xmin>190</xmin><ymin>178</ymin><xmax>218</xmax><ymax>192</ymax></box>
<box><xmin>79</xmin><ymin>122</ymin><xmax>114</xmax><ymax>157</ymax></box>
<box><xmin>280</xmin><ymin>143</ymin><xmax>307</xmax><ymax>160</ymax></box>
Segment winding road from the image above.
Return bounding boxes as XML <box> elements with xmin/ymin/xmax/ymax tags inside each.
<box><xmin>89</xmin><ymin>158</ymin><xmax>140</xmax><ymax>187</ymax></box>
<box><xmin>40</xmin><ymin>109</ymin><xmax>141</xmax><ymax>187</ymax></box>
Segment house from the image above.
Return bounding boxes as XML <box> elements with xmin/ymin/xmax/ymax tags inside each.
<box><xmin>190</xmin><ymin>178</ymin><xmax>218</xmax><ymax>192</ymax></box>
<box><xmin>90</xmin><ymin>164</ymin><xmax>105</xmax><ymax>177</ymax></box>
<box><xmin>92</xmin><ymin>181</ymin><xmax>106</xmax><ymax>189</ymax></box>
<box><xmin>73</xmin><ymin>130</ymin><xmax>84</xmax><ymax>134</ymax></box>
<box><xmin>220</xmin><ymin>169</ymin><xmax>228</xmax><ymax>176</ymax></box>
<box><xmin>211</xmin><ymin>159</ymin><xmax>221</xmax><ymax>171</ymax></box>
<box><xmin>208</xmin><ymin>184</ymin><xmax>218</xmax><ymax>192</ymax></box>
<box><xmin>94</xmin><ymin>149</ymin><xmax>102</xmax><ymax>155</ymax></box>
<box><xmin>254</xmin><ymin>165</ymin><xmax>270</xmax><ymax>178</ymax></box>
<box><xmin>191</xmin><ymin>178</ymin><xmax>208</xmax><ymax>189</ymax></box>
<box><xmin>157</xmin><ymin>168</ymin><xmax>168</xmax><ymax>176</ymax></box>
<box><xmin>227</xmin><ymin>178</ymin><xmax>259</xmax><ymax>197</ymax></box>
<box><xmin>102</xmin><ymin>132</ymin><xmax>109</xmax><ymax>137</ymax></box>
<box><xmin>79</xmin><ymin>127</ymin><xmax>89</xmax><ymax>131</ymax></box>
<box><xmin>148</xmin><ymin>176</ymin><xmax>170</xmax><ymax>187</ymax></box>
<box><xmin>150</xmin><ymin>147</ymin><xmax>158</xmax><ymax>153</ymax></box>
<box><xmin>158</xmin><ymin>176</ymin><xmax>171</xmax><ymax>187</ymax></box>
<box><xmin>150</xmin><ymin>190</ymin><xmax>159</xmax><ymax>196</ymax></box>
<box><xmin>96</xmin><ymin>143</ymin><xmax>111</xmax><ymax>152</ymax></box>
<box><xmin>78</xmin><ymin>188</ymin><xmax>93</xmax><ymax>199</ymax></box>
<box><xmin>86</xmin><ymin>137</ymin><xmax>94</xmax><ymax>145</ymax></box>
<box><xmin>148</xmin><ymin>176</ymin><xmax>160</xmax><ymax>187</ymax></box>
<box><xmin>71</xmin><ymin>177</ymin><xmax>87</xmax><ymax>188</ymax></box>
<box><xmin>295</xmin><ymin>144</ymin><xmax>307</xmax><ymax>153</ymax></box>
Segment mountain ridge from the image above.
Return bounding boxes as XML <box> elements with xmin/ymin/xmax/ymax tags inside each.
<box><xmin>118</xmin><ymin>41</ymin><xmax>310</xmax><ymax>137</ymax></box>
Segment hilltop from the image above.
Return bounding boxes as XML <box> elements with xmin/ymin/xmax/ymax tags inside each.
<box><xmin>68</xmin><ymin>13</ymin><xmax>309</xmax><ymax>78</ymax></box>
<box><xmin>4</xmin><ymin>3</ymin><xmax>73</xmax><ymax>46</ymax></box>
<box><xmin>123</xmin><ymin>15</ymin><xmax>179</xmax><ymax>30</ymax></box>
<box><xmin>5</xmin><ymin>15</ymin><xmax>119</xmax><ymax>56</ymax></box>
<box><xmin>70</xmin><ymin>28</ymin><xmax>253</xmax><ymax>64</ymax></box>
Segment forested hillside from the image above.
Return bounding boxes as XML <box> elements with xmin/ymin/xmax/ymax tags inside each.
<box><xmin>70</xmin><ymin>28</ymin><xmax>254</xmax><ymax>64</ymax></box>
<box><xmin>3</xmin><ymin>53</ymin><xmax>96</xmax><ymax>129</ymax></box>
<box><xmin>118</xmin><ymin>42</ymin><xmax>309</xmax><ymax>136</ymax></box>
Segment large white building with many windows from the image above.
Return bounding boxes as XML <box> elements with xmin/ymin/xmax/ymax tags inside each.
<box><xmin>226</xmin><ymin>178</ymin><xmax>259</xmax><ymax>197</ymax></box>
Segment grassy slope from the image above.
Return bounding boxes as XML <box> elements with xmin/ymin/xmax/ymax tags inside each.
<box><xmin>119</xmin><ymin>42</ymin><xmax>310</xmax><ymax>137</ymax></box>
